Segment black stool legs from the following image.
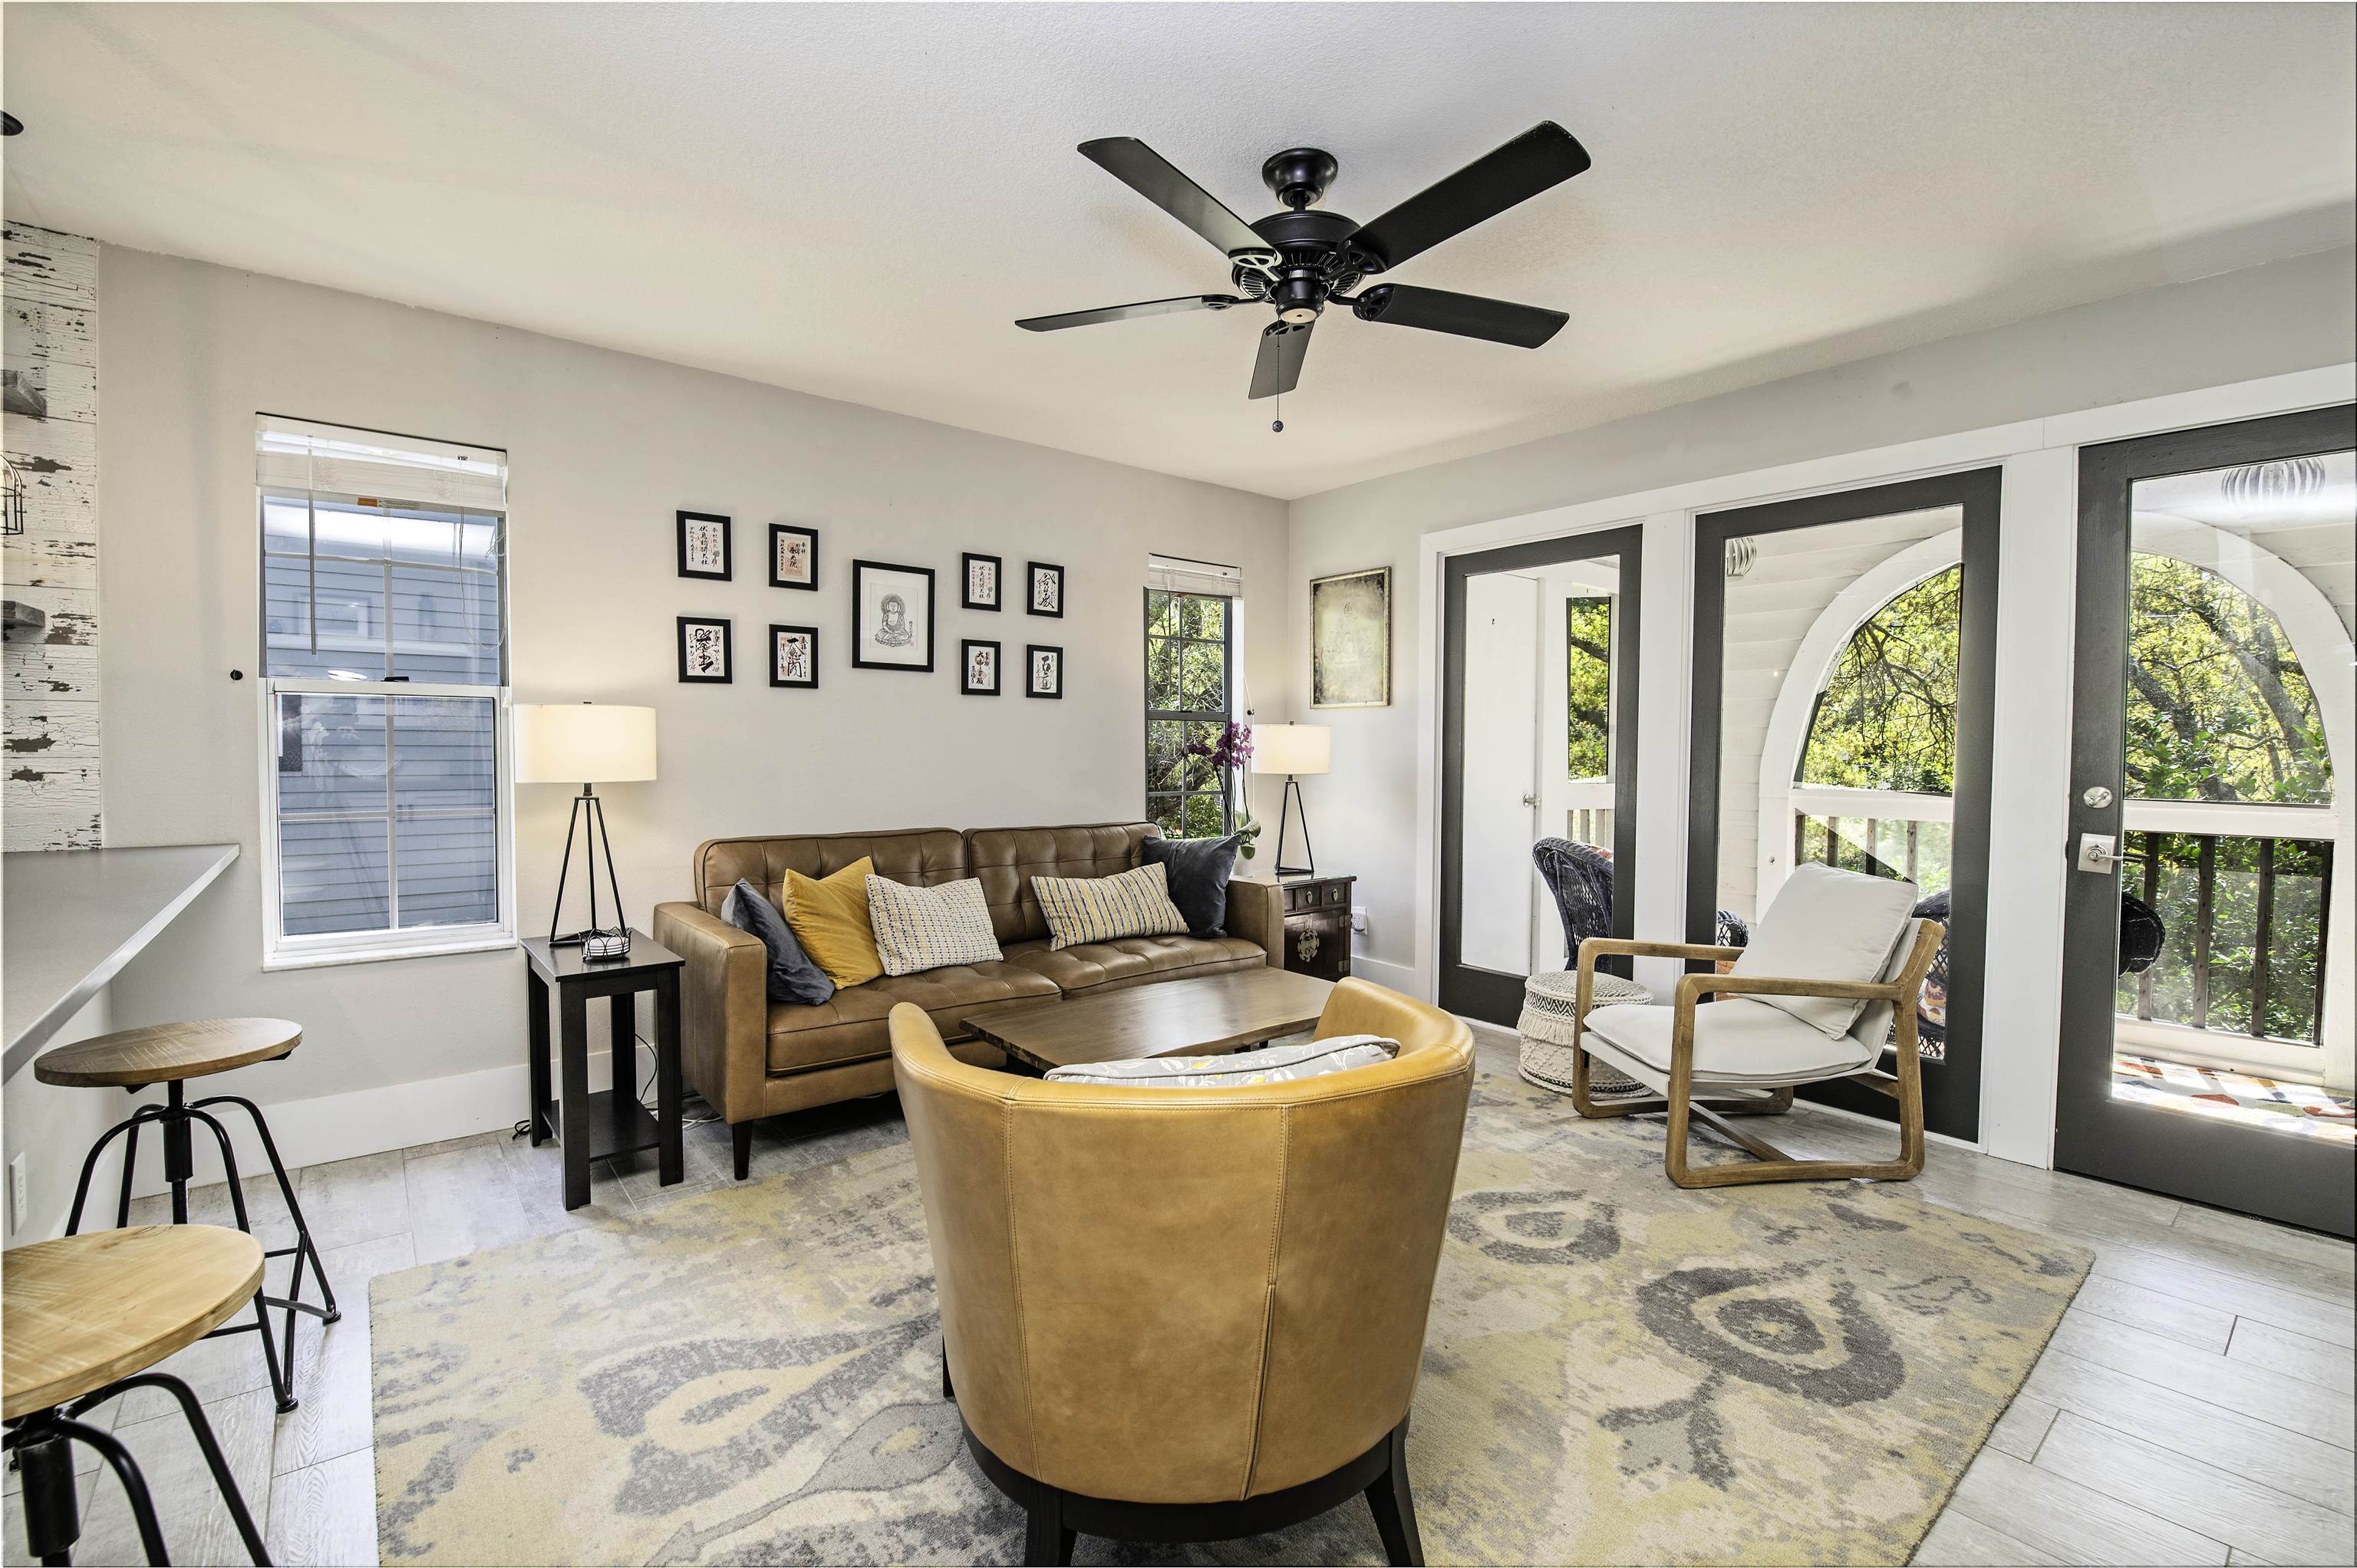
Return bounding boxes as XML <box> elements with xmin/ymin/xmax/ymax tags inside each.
<box><xmin>62</xmin><ymin>1084</ymin><xmax>338</xmax><ymax>1415</ymax></box>
<box><xmin>5</xmin><ymin>1369</ymin><xmax>269</xmax><ymax>1566</ymax></box>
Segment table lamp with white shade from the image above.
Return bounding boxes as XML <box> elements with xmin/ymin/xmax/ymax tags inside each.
<box><xmin>514</xmin><ymin>703</ymin><xmax>658</xmax><ymax>954</ymax></box>
<box><xmin>1250</xmin><ymin>723</ymin><xmax>1331</xmax><ymax>878</ymax></box>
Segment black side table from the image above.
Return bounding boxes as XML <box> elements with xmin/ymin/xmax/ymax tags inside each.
<box><xmin>1279</xmin><ymin>874</ymin><xmax>1356</xmax><ymax>982</ymax></box>
<box><xmin>522</xmin><ymin>931</ymin><xmax>684</xmax><ymax>1211</ymax></box>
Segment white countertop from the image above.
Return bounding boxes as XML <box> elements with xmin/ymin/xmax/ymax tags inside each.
<box><xmin>2</xmin><ymin>843</ymin><xmax>239</xmax><ymax>1079</ymax></box>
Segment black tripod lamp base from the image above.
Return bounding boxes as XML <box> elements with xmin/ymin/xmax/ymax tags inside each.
<box><xmin>549</xmin><ymin>786</ymin><xmax>630</xmax><ymax>953</ymax></box>
<box><xmin>1272</xmin><ymin>774</ymin><xmax>1316</xmax><ymax>879</ymax></box>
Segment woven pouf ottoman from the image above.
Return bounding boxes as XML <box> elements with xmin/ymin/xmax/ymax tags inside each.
<box><xmin>1518</xmin><ymin>968</ymin><xmax>1653</xmax><ymax>1096</ymax></box>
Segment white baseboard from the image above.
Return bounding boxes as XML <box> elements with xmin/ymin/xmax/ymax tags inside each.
<box><xmin>1347</xmin><ymin>954</ymin><xmax>1422</xmax><ymax>996</ymax></box>
<box><xmin>126</xmin><ymin>1044</ymin><xmax>648</xmax><ymax>1200</ymax></box>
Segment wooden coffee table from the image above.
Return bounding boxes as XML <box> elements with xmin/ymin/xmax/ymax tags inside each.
<box><xmin>964</xmin><ymin>967</ymin><xmax>1335</xmax><ymax>1075</ymax></box>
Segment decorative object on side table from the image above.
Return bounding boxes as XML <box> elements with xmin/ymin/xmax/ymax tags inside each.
<box><xmin>515</xmin><ymin>702</ymin><xmax>658</xmax><ymax>948</ymax></box>
<box><xmin>1310</xmin><ymin>565</ymin><xmax>1389</xmax><ymax>708</ymax></box>
<box><xmin>676</xmin><ymin>616</ymin><xmax>732</xmax><ymax>683</ymax></box>
<box><xmin>769</xmin><ymin>524</ymin><xmax>817</xmax><ymax>589</ymax></box>
<box><xmin>961</xmin><ymin>638</ymin><xmax>1000</xmax><ymax>694</ymax></box>
<box><xmin>676</xmin><ymin>510</ymin><xmax>731</xmax><ymax>580</ymax></box>
<box><xmin>1279</xmin><ymin>872</ymin><xmax>1354</xmax><ymax>983</ymax></box>
<box><xmin>523</xmin><ymin>932</ymin><xmax>684</xmax><ymax>1211</ymax></box>
<box><xmin>1025</xmin><ymin>643</ymin><xmax>1063</xmax><ymax>698</ymax></box>
<box><xmin>1251</xmin><ymin>722</ymin><xmax>1330</xmax><ymax>876</ymax></box>
<box><xmin>770</xmin><ymin>624</ymin><xmax>819</xmax><ymax>688</ymax></box>
<box><xmin>961</xmin><ymin>552</ymin><xmax>1001</xmax><ymax>610</ymax></box>
<box><xmin>1027</xmin><ymin>560</ymin><xmax>1064</xmax><ymax>616</ymax></box>
<box><xmin>852</xmin><ymin>558</ymin><xmax>936</xmax><ymax>672</ymax></box>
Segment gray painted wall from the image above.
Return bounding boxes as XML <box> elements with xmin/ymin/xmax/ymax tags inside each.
<box><xmin>1284</xmin><ymin>245</ymin><xmax>2357</xmax><ymax>976</ymax></box>
<box><xmin>93</xmin><ymin>244</ymin><xmax>1289</xmax><ymax>1118</ymax></box>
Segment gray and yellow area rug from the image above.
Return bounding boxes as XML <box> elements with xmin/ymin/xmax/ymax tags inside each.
<box><xmin>371</xmin><ymin>1074</ymin><xmax>2088</xmax><ymax>1565</ymax></box>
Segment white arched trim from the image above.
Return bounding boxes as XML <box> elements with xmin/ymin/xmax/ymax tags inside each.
<box><xmin>1755</xmin><ymin>529</ymin><xmax>1963</xmax><ymax>910</ymax></box>
<box><xmin>1755</xmin><ymin>516</ymin><xmax>2352</xmax><ymax>1090</ymax></box>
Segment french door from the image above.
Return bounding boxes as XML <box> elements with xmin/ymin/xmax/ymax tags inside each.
<box><xmin>2058</xmin><ymin>406</ymin><xmax>2355</xmax><ymax>1237</ymax></box>
<box><xmin>1439</xmin><ymin>525</ymin><xmax>1641</xmax><ymax>1026</ymax></box>
<box><xmin>1688</xmin><ymin>471</ymin><xmax>2001</xmax><ymax>1143</ymax></box>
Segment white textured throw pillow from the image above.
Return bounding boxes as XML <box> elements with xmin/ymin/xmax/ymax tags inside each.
<box><xmin>864</xmin><ymin>875</ymin><xmax>1004</xmax><ymax>977</ymax></box>
<box><xmin>1731</xmin><ymin>863</ymin><xmax>1920</xmax><ymax>1037</ymax></box>
<box><xmin>1045</xmin><ymin>1034</ymin><xmax>1399</xmax><ymax>1087</ymax></box>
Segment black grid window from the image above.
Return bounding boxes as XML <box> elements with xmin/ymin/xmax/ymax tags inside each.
<box><xmin>1144</xmin><ymin>588</ymin><xmax>1235</xmax><ymax>838</ymax></box>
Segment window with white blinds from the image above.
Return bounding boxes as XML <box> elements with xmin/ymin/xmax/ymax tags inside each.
<box><xmin>255</xmin><ymin>417</ymin><xmax>514</xmax><ymax>966</ymax></box>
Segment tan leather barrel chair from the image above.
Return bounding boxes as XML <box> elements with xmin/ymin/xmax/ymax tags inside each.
<box><xmin>889</xmin><ymin>978</ymin><xmax>1475</xmax><ymax>1567</ymax></box>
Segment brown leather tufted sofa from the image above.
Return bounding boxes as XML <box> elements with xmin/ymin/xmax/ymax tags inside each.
<box><xmin>651</xmin><ymin>822</ymin><xmax>1286</xmax><ymax>1177</ymax></box>
<box><xmin>890</xmin><ymin>977</ymin><xmax>1475</xmax><ymax>1565</ymax></box>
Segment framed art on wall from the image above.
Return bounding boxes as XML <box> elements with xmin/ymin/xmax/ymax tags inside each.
<box><xmin>770</xmin><ymin>525</ymin><xmax>818</xmax><ymax>590</ymax></box>
<box><xmin>677</xmin><ymin>615</ymin><xmax>733</xmax><ymax>683</ymax></box>
<box><xmin>1026</xmin><ymin>643</ymin><xmax>1063</xmax><ymax>699</ymax></box>
<box><xmin>851</xmin><ymin>559</ymin><xmax>936</xmax><ymax>672</ymax></box>
<box><xmin>961</xmin><ymin>638</ymin><xmax>1000</xmax><ymax>695</ymax></box>
<box><xmin>677</xmin><ymin>511</ymin><xmax>732</xmax><ymax>581</ymax></box>
<box><xmin>1310</xmin><ymin>565</ymin><xmax>1391</xmax><ymax>708</ymax></box>
<box><xmin>1027</xmin><ymin>561</ymin><xmax>1064</xmax><ymax>618</ymax></box>
<box><xmin>961</xmin><ymin>552</ymin><xmax>1002</xmax><ymax>611</ymax></box>
<box><xmin>770</xmin><ymin>624</ymin><xmax>819</xmax><ymax>688</ymax></box>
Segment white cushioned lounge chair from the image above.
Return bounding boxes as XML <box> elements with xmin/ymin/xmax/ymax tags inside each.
<box><xmin>1564</xmin><ymin>863</ymin><xmax>1947</xmax><ymax>1189</ymax></box>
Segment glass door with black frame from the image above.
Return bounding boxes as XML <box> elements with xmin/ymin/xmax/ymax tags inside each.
<box><xmin>1689</xmin><ymin>471</ymin><xmax>2000</xmax><ymax>1144</ymax></box>
<box><xmin>2059</xmin><ymin>408</ymin><xmax>2355</xmax><ymax>1237</ymax></box>
<box><xmin>1441</xmin><ymin>526</ymin><xmax>1640</xmax><ymax>1026</ymax></box>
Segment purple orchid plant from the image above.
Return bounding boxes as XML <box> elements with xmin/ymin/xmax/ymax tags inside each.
<box><xmin>1183</xmin><ymin>723</ymin><xmax>1264</xmax><ymax>858</ymax></box>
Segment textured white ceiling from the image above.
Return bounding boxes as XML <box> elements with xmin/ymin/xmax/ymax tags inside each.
<box><xmin>5</xmin><ymin>3</ymin><xmax>2352</xmax><ymax>499</ymax></box>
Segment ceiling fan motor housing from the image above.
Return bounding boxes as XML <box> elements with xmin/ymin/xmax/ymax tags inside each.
<box><xmin>1234</xmin><ymin>206</ymin><xmax>1367</xmax><ymax>323</ymax></box>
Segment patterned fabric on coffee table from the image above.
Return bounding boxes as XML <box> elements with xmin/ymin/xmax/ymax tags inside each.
<box><xmin>1521</xmin><ymin>967</ymin><xmax>1650</xmax><ymax>1095</ymax></box>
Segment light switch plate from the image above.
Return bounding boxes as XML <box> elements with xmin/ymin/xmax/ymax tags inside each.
<box><xmin>1350</xmin><ymin>906</ymin><xmax>1369</xmax><ymax>935</ymax></box>
<box><xmin>8</xmin><ymin>1152</ymin><xmax>27</xmax><ymax>1235</ymax></box>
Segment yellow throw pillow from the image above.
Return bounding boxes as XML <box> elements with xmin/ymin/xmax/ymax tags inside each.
<box><xmin>781</xmin><ymin>857</ymin><xmax>883</xmax><ymax>989</ymax></box>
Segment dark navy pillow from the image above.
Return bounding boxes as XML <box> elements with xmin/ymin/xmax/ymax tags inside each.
<box><xmin>723</xmin><ymin>878</ymin><xmax>836</xmax><ymax>1006</ymax></box>
<box><xmin>1140</xmin><ymin>832</ymin><xmax>1240</xmax><ymax>937</ymax></box>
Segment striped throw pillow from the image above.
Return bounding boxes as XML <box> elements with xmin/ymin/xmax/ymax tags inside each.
<box><xmin>1033</xmin><ymin>862</ymin><xmax>1192</xmax><ymax>950</ymax></box>
<box><xmin>864</xmin><ymin>875</ymin><xmax>1004</xmax><ymax>977</ymax></box>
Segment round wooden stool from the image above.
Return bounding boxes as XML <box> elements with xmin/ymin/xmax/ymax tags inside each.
<box><xmin>2</xmin><ymin>1226</ymin><xmax>272</xmax><ymax>1566</ymax></box>
<box><xmin>36</xmin><ymin>1019</ymin><xmax>338</xmax><ymax>1413</ymax></box>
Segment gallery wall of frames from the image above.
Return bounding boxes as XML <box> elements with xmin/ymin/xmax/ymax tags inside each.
<box><xmin>670</xmin><ymin>509</ymin><xmax>1068</xmax><ymax>698</ymax></box>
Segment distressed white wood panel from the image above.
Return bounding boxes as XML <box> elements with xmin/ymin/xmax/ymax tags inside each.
<box><xmin>5</xmin><ymin>299</ymin><xmax>97</xmax><ymax>370</ymax></box>
<box><xmin>4</xmin><ymin>223</ymin><xmax>101</xmax><ymax>850</ymax></box>
<box><xmin>2</xmin><ymin>644</ymin><xmax>97</xmax><ymax>703</ymax></box>
<box><xmin>1</xmin><ymin>699</ymin><xmax>100</xmax><ymax>756</ymax></box>
<box><xmin>2</xmin><ymin>225</ymin><xmax>98</xmax><ymax>308</ymax></box>
<box><xmin>2</xmin><ymin>524</ymin><xmax>101</xmax><ymax>591</ymax></box>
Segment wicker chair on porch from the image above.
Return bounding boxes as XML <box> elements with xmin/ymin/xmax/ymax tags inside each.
<box><xmin>1519</xmin><ymin>839</ymin><xmax>1749</xmax><ymax>1097</ymax></box>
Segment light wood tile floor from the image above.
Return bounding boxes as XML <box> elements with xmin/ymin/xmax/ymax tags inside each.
<box><xmin>6</xmin><ymin>1028</ymin><xmax>2349</xmax><ymax>1566</ymax></box>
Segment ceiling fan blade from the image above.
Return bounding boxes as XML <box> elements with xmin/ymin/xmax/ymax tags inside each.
<box><xmin>1079</xmin><ymin>137</ymin><xmax>1274</xmax><ymax>260</ymax></box>
<box><xmin>1017</xmin><ymin>295</ymin><xmax>1242</xmax><ymax>332</ymax></box>
<box><xmin>1352</xmin><ymin>283</ymin><xmax>1566</xmax><ymax>348</ymax></box>
<box><xmin>1349</xmin><ymin>122</ymin><xmax>1591</xmax><ymax>272</ymax></box>
<box><xmin>1248</xmin><ymin>320</ymin><xmax>1314</xmax><ymax>400</ymax></box>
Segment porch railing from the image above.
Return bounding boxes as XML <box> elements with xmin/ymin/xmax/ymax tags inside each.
<box><xmin>1789</xmin><ymin>789</ymin><xmax>2333</xmax><ymax>1050</ymax></box>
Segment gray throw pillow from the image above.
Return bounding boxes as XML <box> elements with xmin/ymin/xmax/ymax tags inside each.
<box><xmin>723</xmin><ymin>878</ymin><xmax>836</xmax><ymax>1007</ymax></box>
<box><xmin>1140</xmin><ymin>832</ymin><xmax>1240</xmax><ymax>937</ymax></box>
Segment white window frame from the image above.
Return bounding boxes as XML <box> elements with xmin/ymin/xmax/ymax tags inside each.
<box><xmin>254</xmin><ymin>429</ymin><xmax>516</xmax><ymax>970</ymax></box>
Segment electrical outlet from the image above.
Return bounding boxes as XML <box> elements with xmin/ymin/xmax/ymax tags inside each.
<box><xmin>1350</xmin><ymin>906</ymin><xmax>1369</xmax><ymax>935</ymax></box>
<box><xmin>8</xmin><ymin>1152</ymin><xmax>27</xmax><ymax>1236</ymax></box>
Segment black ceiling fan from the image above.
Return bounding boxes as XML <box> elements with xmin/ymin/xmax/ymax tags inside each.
<box><xmin>1017</xmin><ymin>123</ymin><xmax>1591</xmax><ymax>404</ymax></box>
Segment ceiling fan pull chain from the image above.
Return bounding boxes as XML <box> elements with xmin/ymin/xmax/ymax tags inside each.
<box><xmin>1272</xmin><ymin>387</ymin><xmax>1284</xmax><ymax>435</ymax></box>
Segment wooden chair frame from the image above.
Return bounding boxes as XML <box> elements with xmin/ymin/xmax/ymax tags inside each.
<box><xmin>1565</xmin><ymin>923</ymin><xmax>1946</xmax><ymax>1188</ymax></box>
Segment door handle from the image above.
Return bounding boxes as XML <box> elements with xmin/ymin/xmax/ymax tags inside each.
<box><xmin>1521</xmin><ymin>794</ymin><xmax>1539</xmax><ymax>808</ymax></box>
<box><xmin>2075</xmin><ymin>832</ymin><xmax>2120</xmax><ymax>873</ymax></box>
